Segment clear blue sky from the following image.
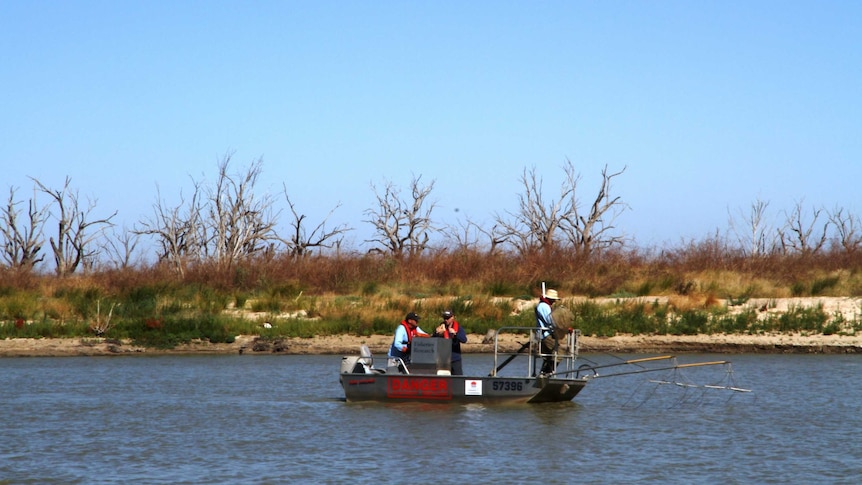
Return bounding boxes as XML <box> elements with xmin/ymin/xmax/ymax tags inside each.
<box><xmin>2</xmin><ymin>1</ymin><xmax>860</xmax><ymax>252</ymax></box>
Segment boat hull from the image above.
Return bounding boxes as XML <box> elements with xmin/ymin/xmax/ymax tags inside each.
<box><xmin>340</xmin><ymin>373</ymin><xmax>587</xmax><ymax>404</ymax></box>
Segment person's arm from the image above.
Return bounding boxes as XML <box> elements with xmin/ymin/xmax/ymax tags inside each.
<box><xmin>415</xmin><ymin>326</ymin><xmax>429</xmax><ymax>337</ymax></box>
<box><xmin>453</xmin><ymin>321</ymin><xmax>467</xmax><ymax>343</ymax></box>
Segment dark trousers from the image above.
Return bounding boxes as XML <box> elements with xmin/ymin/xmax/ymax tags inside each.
<box><xmin>539</xmin><ymin>338</ymin><xmax>556</xmax><ymax>375</ymax></box>
<box><xmin>450</xmin><ymin>359</ymin><xmax>463</xmax><ymax>376</ymax></box>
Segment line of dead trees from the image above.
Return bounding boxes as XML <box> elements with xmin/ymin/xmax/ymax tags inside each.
<box><xmin>489</xmin><ymin>161</ymin><xmax>629</xmax><ymax>255</ymax></box>
<box><xmin>4</xmin><ymin>155</ymin><xmax>861</xmax><ymax>277</ymax></box>
<box><xmin>728</xmin><ymin>197</ymin><xmax>862</xmax><ymax>256</ymax></box>
<box><xmin>366</xmin><ymin>161</ymin><xmax>630</xmax><ymax>257</ymax></box>
<box><xmin>2</xmin><ymin>177</ymin><xmax>116</xmax><ymax>276</ymax></box>
<box><xmin>1</xmin><ymin>154</ymin><xmax>352</xmax><ymax>277</ymax></box>
<box><xmin>135</xmin><ymin>153</ymin><xmax>351</xmax><ymax>276</ymax></box>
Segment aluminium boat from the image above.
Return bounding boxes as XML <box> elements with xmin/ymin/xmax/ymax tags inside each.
<box><xmin>339</xmin><ymin>326</ymin><xmax>588</xmax><ymax>404</ymax></box>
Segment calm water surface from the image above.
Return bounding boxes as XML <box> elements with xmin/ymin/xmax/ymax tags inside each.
<box><xmin>1</xmin><ymin>353</ymin><xmax>860</xmax><ymax>484</ymax></box>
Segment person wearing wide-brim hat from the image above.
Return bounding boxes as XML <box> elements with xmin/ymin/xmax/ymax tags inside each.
<box><xmin>535</xmin><ymin>289</ymin><xmax>560</xmax><ymax>375</ymax></box>
<box><xmin>388</xmin><ymin>312</ymin><xmax>429</xmax><ymax>368</ymax></box>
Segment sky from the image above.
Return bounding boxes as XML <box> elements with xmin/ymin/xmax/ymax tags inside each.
<box><xmin>2</xmin><ymin>1</ymin><xmax>860</xmax><ymax>255</ymax></box>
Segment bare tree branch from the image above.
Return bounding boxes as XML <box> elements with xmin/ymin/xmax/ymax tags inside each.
<box><xmin>728</xmin><ymin>197</ymin><xmax>775</xmax><ymax>256</ymax></box>
<box><xmin>207</xmin><ymin>154</ymin><xmax>278</xmax><ymax>267</ymax></box>
<box><xmin>136</xmin><ymin>181</ymin><xmax>206</xmax><ymax>276</ymax></box>
<box><xmin>89</xmin><ymin>300</ymin><xmax>116</xmax><ymax>336</ymax></box>
<box><xmin>777</xmin><ymin>199</ymin><xmax>829</xmax><ymax>255</ymax></box>
<box><xmin>137</xmin><ymin>155</ymin><xmax>279</xmax><ymax>273</ymax></box>
<box><xmin>1</xmin><ymin>185</ymin><xmax>47</xmax><ymax>270</ymax></box>
<box><xmin>494</xmin><ymin>165</ymin><xmax>572</xmax><ymax>254</ymax></box>
<box><xmin>102</xmin><ymin>225</ymin><xmax>142</xmax><ymax>270</ymax></box>
<box><xmin>364</xmin><ymin>175</ymin><xmax>437</xmax><ymax>256</ymax></box>
<box><xmin>827</xmin><ymin>206</ymin><xmax>862</xmax><ymax>253</ymax></box>
<box><xmin>280</xmin><ymin>189</ymin><xmax>352</xmax><ymax>257</ymax></box>
<box><xmin>33</xmin><ymin>176</ymin><xmax>116</xmax><ymax>276</ymax></box>
<box><xmin>563</xmin><ymin>163</ymin><xmax>628</xmax><ymax>253</ymax></box>
<box><xmin>444</xmin><ymin>217</ymin><xmax>483</xmax><ymax>251</ymax></box>
<box><xmin>496</xmin><ymin>161</ymin><xmax>627</xmax><ymax>255</ymax></box>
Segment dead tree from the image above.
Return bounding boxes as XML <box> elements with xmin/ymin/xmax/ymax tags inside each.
<box><xmin>33</xmin><ymin>177</ymin><xmax>116</xmax><ymax>276</ymax></box>
<box><xmin>444</xmin><ymin>217</ymin><xmax>484</xmax><ymax>252</ymax></box>
<box><xmin>1</xmin><ymin>186</ymin><xmax>47</xmax><ymax>270</ymax></box>
<box><xmin>562</xmin><ymin>163</ymin><xmax>628</xmax><ymax>253</ymax></box>
<box><xmin>364</xmin><ymin>175</ymin><xmax>436</xmax><ymax>256</ymax></box>
<box><xmin>483</xmin><ymin>223</ymin><xmax>514</xmax><ymax>255</ymax></box>
<box><xmin>496</xmin><ymin>162</ymin><xmax>627</xmax><ymax>255</ymax></box>
<box><xmin>281</xmin><ymin>190</ymin><xmax>352</xmax><ymax>257</ymax></box>
<box><xmin>827</xmin><ymin>206</ymin><xmax>862</xmax><ymax>253</ymax></box>
<box><xmin>438</xmin><ymin>215</ymin><xmax>512</xmax><ymax>255</ymax></box>
<box><xmin>497</xmin><ymin>167</ymin><xmax>577</xmax><ymax>254</ymax></box>
<box><xmin>101</xmin><ymin>225</ymin><xmax>142</xmax><ymax>270</ymax></box>
<box><xmin>207</xmin><ymin>154</ymin><xmax>278</xmax><ymax>268</ymax></box>
<box><xmin>138</xmin><ymin>155</ymin><xmax>278</xmax><ymax>273</ymax></box>
<box><xmin>728</xmin><ymin>197</ymin><xmax>775</xmax><ymax>256</ymax></box>
<box><xmin>777</xmin><ymin>199</ymin><xmax>829</xmax><ymax>255</ymax></box>
<box><xmin>494</xmin><ymin>165</ymin><xmax>571</xmax><ymax>254</ymax></box>
<box><xmin>137</xmin><ymin>182</ymin><xmax>206</xmax><ymax>276</ymax></box>
<box><xmin>89</xmin><ymin>300</ymin><xmax>116</xmax><ymax>336</ymax></box>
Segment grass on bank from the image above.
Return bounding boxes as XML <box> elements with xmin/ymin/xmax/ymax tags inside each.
<box><xmin>2</xmin><ymin>245</ymin><xmax>862</xmax><ymax>347</ymax></box>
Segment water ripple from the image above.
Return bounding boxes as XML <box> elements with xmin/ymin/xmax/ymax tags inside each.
<box><xmin>1</xmin><ymin>354</ymin><xmax>860</xmax><ymax>483</ymax></box>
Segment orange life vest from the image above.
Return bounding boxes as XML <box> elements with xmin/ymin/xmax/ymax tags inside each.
<box><xmin>400</xmin><ymin>321</ymin><xmax>427</xmax><ymax>346</ymax></box>
<box><xmin>440</xmin><ymin>321</ymin><xmax>460</xmax><ymax>339</ymax></box>
<box><xmin>400</xmin><ymin>321</ymin><xmax>418</xmax><ymax>344</ymax></box>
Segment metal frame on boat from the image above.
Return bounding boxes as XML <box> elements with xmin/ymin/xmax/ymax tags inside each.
<box><xmin>339</xmin><ymin>326</ymin><xmax>588</xmax><ymax>404</ymax></box>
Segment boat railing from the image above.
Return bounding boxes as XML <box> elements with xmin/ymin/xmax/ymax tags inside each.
<box><xmin>341</xmin><ymin>349</ymin><xmax>406</xmax><ymax>375</ymax></box>
<box><xmin>490</xmin><ymin>326</ymin><xmax>581</xmax><ymax>378</ymax></box>
<box><xmin>386</xmin><ymin>356</ymin><xmax>410</xmax><ymax>375</ymax></box>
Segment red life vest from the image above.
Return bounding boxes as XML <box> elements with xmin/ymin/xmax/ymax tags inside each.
<box><xmin>396</xmin><ymin>321</ymin><xmax>429</xmax><ymax>354</ymax></box>
<box><xmin>441</xmin><ymin>321</ymin><xmax>460</xmax><ymax>339</ymax></box>
<box><xmin>400</xmin><ymin>321</ymin><xmax>416</xmax><ymax>344</ymax></box>
<box><xmin>400</xmin><ymin>320</ymin><xmax>426</xmax><ymax>346</ymax></box>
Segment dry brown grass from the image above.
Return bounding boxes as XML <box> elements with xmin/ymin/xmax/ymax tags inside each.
<box><xmin>4</xmin><ymin>244</ymin><xmax>862</xmax><ymax>322</ymax></box>
<box><xmin>4</xmin><ymin>242</ymin><xmax>862</xmax><ymax>343</ymax></box>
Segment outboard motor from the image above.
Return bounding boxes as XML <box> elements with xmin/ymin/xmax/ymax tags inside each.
<box><xmin>359</xmin><ymin>345</ymin><xmax>373</xmax><ymax>367</ymax></box>
<box><xmin>340</xmin><ymin>356</ymin><xmax>367</xmax><ymax>374</ymax></box>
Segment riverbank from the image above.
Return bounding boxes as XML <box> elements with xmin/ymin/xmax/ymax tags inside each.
<box><xmin>2</xmin><ymin>331</ymin><xmax>861</xmax><ymax>357</ymax></box>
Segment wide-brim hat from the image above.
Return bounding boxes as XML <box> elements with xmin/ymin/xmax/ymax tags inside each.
<box><xmin>545</xmin><ymin>289</ymin><xmax>560</xmax><ymax>300</ymax></box>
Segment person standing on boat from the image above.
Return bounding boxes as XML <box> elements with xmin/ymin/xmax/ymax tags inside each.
<box><xmin>388</xmin><ymin>312</ymin><xmax>429</xmax><ymax>368</ymax></box>
<box><xmin>434</xmin><ymin>310</ymin><xmax>468</xmax><ymax>375</ymax></box>
<box><xmin>535</xmin><ymin>289</ymin><xmax>560</xmax><ymax>376</ymax></box>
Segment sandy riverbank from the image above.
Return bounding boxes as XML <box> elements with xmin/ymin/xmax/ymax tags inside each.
<box><xmin>2</xmin><ymin>331</ymin><xmax>861</xmax><ymax>357</ymax></box>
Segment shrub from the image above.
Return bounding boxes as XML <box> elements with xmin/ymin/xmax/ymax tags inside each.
<box><xmin>4</xmin><ymin>243</ymin><xmax>862</xmax><ymax>346</ymax></box>
<box><xmin>712</xmin><ymin>310</ymin><xmax>757</xmax><ymax>334</ymax></box>
<box><xmin>811</xmin><ymin>276</ymin><xmax>839</xmax><ymax>296</ymax></box>
<box><xmin>669</xmin><ymin>311</ymin><xmax>709</xmax><ymax>336</ymax></box>
<box><xmin>123</xmin><ymin>315</ymin><xmax>234</xmax><ymax>348</ymax></box>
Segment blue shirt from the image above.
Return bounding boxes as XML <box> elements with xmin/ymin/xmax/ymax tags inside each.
<box><xmin>535</xmin><ymin>300</ymin><xmax>555</xmax><ymax>340</ymax></box>
<box><xmin>388</xmin><ymin>322</ymin><xmax>427</xmax><ymax>360</ymax></box>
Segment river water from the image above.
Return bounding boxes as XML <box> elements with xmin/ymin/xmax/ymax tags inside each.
<box><xmin>1</xmin><ymin>353</ymin><xmax>859</xmax><ymax>484</ymax></box>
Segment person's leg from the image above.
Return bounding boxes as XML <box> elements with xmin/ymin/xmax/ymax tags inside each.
<box><xmin>540</xmin><ymin>339</ymin><xmax>555</xmax><ymax>374</ymax></box>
